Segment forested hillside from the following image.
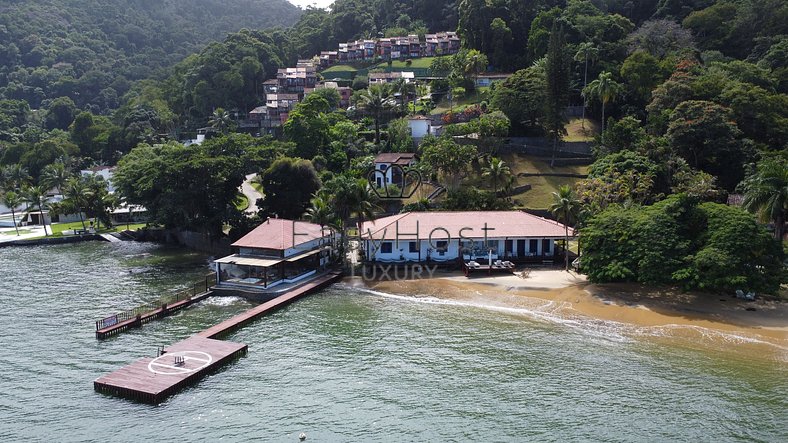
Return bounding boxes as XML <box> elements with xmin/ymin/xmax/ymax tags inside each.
<box><xmin>0</xmin><ymin>0</ymin><xmax>301</xmax><ymax>112</ymax></box>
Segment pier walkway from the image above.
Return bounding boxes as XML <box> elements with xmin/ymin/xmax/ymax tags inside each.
<box><xmin>95</xmin><ymin>273</ymin><xmax>216</xmax><ymax>339</ymax></box>
<box><xmin>95</xmin><ymin>290</ymin><xmax>213</xmax><ymax>339</ymax></box>
<box><xmin>94</xmin><ymin>270</ymin><xmax>343</xmax><ymax>404</ymax></box>
<box><xmin>199</xmin><ymin>270</ymin><xmax>342</xmax><ymax>339</ymax></box>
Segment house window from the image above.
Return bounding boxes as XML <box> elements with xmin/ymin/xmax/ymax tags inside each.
<box><xmin>529</xmin><ymin>239</ymin><xmax>539</xmax><ymax>255</ymax></box>
<box><xmin>409</xmin><ymin>242</ymin><xmax>419</xmax><ymax>253</ymax></box>
<box><xmin>381</xmin><ymin>242</ymin><xmax>393</xmax><ymax>254</ymax></box>
<box><xmin>436</xmin><ymin>240</ymin><xmax>448</xmax><ymax>256</ymax></box>
<box><xmin>379</xmin><ymin>164</ymin><xmax>387</xmax><ymax>170</ymax></box>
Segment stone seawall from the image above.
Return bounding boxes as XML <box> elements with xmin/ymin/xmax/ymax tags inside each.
<box><xmin>0</xmin><ymin>234</ymin><xmax>105</xmax><ymax>248</ymax></box>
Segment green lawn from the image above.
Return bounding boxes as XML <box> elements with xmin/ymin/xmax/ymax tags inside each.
<box><xmin>372</xmin><ymin>56</ymin><xmax>437</xmax><ymax>70</ymax></box>
<box><xmin>499</xmin><ymin>153</ymin><xmax>589</xmax><ymax>210</ymax></box>
<box><xmin>564</xmin><ymin>117</ymin><xmax>600</xmax><ymax>142</ymax></box>
<box><xmin>31</xmin><ymin>221</ymin><xmax>149</xmax><ymax>239</ymax></box>
<box><xmin>430</xmin><ymin>87</ymin><xmax>490</xmax><ymax>115</ymax></box>
<box><xmin>322</xmin><ymin>64</ymin><xmax>358</xmax><ymax>74</ymax></box>
<box><xmin>234</xmin><ymin>193</ymin><xmax>249</xmax><ymax>211</ymax></box>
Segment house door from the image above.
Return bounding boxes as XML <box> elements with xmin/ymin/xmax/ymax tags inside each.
<box><xmin>529</xmin><ymin>239</ymin><xmax>539</xmax><ymax>255</ymax></box>
<box><xmin>505</xmin><ymin>240</ymin><xmax>513</xmax><ymax>257</ymax></box>
<box><xmin>516</xmin><ymin>239</ymin><xmax>526</xmax><ymax>257</ymax></box>
<box><xmin>542</xmin><ymin>239</ymin><xmax>551</xmax><ymax>255</ymax></box>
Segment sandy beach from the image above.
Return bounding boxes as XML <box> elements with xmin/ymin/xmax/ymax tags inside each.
<box><xmin>353</xmin><ymin>269</ymin><xmax>788</xmax><ymax>360</ymax></box>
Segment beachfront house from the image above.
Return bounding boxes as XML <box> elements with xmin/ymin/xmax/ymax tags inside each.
<box><xmin>359</xmin><ymin>211</ymin><xmax>572</xmax><ymax>264</ymax></box>
<box><xmin>214</xmin><ymin>218</ymin><xmax>334</xmax><ymax>291</ymax></box>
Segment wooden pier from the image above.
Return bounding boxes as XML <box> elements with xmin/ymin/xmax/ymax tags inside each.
<box><xmin>95</xmin><ymin>290</ymin><xmax>213</xmax><ymax>339</ymax></box>
<box><xmin>199</xmin><ymin>270</ymin><xmax>343</xmax><ymax>339</ymax></box>
<box><xmin>94</xmin><ymin>271</ymin><xmax>343</xmax><ymax>404</ymax></box>
<box><xmin>95</xmin><ymin>273</ymin><xmax>216</xmax><ymax>340</ymax></box>
<box><xmin>94</xmin><ymin>336</ymin><xmax>247</xmax><ymax>404</ymax></box>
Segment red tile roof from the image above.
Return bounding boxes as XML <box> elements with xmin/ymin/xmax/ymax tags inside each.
<box><xmin>360</xmin><ymin>211</ymin><xmax>571</xmax><ymax>240</ymax></box>
<box><xmin>232</xmin><ymin>218</ymin><xmax>329</xmax><ymax>250</ymax></box>
<box><xmin>374</xmin><ymin>153</ymin><xmax>417</xmax><ymax>164</ymax></box>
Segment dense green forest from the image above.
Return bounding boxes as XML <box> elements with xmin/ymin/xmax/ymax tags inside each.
<box><xmin>0</xmin><ymin>0</ymin><xmax>301</xmax><ymax>112</ymax></box>
<box><xmin>0</xmin><ymin>0</ymin><xmax>785</xmax><ymax>291</ymax></box>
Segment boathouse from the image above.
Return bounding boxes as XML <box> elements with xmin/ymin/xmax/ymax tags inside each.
<box><xmin>359</xmin><ymin>211</ymin><xmax>572</xmax><ymax>264</ymax></box>
<box><xmin>214</xmin><ymin>218</ymin><xmax>334</xmax><ymax>290</ymax></box>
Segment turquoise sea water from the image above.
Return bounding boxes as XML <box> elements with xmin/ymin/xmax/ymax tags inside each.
<box><xmin>0</xmin><ymin>242</ymin><xmax>785</xmax><ymax>442</ymax></box>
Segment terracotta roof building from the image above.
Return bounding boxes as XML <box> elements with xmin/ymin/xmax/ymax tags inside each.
<box><xmin>214</xmin><ymin>218</ymin><xmax>334</xmax><ymax>290</ymax></box>
<box><xmin>360</xmin><ymin>211</ymin><xmax>572</xmax><ymax>263</ymax></box>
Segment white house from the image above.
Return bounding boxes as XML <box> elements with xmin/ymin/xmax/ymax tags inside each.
<box><xmin>368</xmin><ymin>71</ymin><xmax>415</xmax><ymax>84</ymax></box>
<box><xmin>81</xmin><ymin>166</ymin><xmax>115</xmax><ymax>193</ymax></box>
<box><xmin>214</xmin><ymin>218</ymin><xmax>334</xmax><ymax>291</ymax></box>
<box><xmin>407</xmin><ymin>115</ymin><xmax>432</xmax><ymax>138</ymax></box>
<box><xmin>371</xmin><ymin>153</ymin><xmax>417</xmax><ymax>188</ymax></box>
<box><xmin>359</xmin><ymin>211</ymin><xmax>572</xmax><ymax>263</ymax></box>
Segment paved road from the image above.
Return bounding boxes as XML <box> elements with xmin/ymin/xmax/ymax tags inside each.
<box><xmin>241</xmin><ymin>173</ymin><xmax>264</xmax><ymax>214</ymax></box>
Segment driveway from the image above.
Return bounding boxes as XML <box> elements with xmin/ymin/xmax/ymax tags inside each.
<box><xmin>241</xmin><ymin>173</ymin><xmax>264</xmax><ymax>214</ymax></box>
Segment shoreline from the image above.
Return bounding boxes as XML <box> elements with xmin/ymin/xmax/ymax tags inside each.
<box><xmin>352</xmin><ymin>270</ymin><xmax>788</xmax><ymax>360</ymax></box>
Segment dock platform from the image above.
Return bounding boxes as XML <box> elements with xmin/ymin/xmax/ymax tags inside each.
<box><xmin>94</xmin><ymin>270</ymin><xmax>343</xmax><ymax>403</ymax></box>
<box><xmin>94</xmin><ymin>336</ymin><xmax>247</xmax><ymax>404</ymax></box>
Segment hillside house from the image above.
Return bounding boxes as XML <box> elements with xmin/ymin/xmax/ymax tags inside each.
<box><xmin>368</xmin><ymin>71</ymin><xmax>415</xmax><ymax>84</ymax></box>
<box><xmin>372</xmin><ymin>152</ymin><xmax>417</xmax><ymax>188</ymax></box>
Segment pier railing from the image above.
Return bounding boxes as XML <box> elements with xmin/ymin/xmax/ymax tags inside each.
<box><xmin>95</xmin><ymin>273</ymin><xmax>216</xmax><ymax>334</ymax></box>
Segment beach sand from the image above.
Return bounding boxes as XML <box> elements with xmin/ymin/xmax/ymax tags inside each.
<box><xmin>351</xmin><ymin>269</ymin><xmax>788</xmax><ymax>361</ymax></box>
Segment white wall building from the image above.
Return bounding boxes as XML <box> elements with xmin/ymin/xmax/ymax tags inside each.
<box><xmin>360</xmin><ymin>211</ymin><xmax>572</xmax><ymax>263</ymax></box>
<box><xmin>371</xmin><ymin>153</ymin><xmax>417</xmax><ymax>188</ymax></box>
<box><xmin>80</xmin><ymin>166</ymin><xmax>115</xmax><ymax>193</ymax></box>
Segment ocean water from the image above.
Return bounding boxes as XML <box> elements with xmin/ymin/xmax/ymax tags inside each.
<box><xmin>0</xmin><ymin>242</ymin><xmax>785</xmax><ymax>442</ymax></box>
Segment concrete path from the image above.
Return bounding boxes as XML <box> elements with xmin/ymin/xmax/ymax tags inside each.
<box><xmin>241</xmin><ymin>173</ymin><xmax>263</xmax><ymax>214</ymax></box>
<box><xmin>0</xmin><ymin>225</ymin><xmax>48</xmax><ymax>243</ymax></box>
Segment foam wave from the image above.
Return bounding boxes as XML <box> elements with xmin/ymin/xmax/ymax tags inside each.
<box><xmin>340</xmin><ymin>284</ymin><xmax>788</xmax><ymax>358</ymax></box>
<box><xmin>342</xmin><ymin>284</ymin><xmax>633</xmax><ymax>343</ymax></box>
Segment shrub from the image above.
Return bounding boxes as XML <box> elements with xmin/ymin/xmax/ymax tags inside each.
<box><xmin>581</xmin><ymin>195</ymin><xmax>783</xmax><ymax>293</ymax></box>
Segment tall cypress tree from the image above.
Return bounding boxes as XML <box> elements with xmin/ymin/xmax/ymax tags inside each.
<box><xmin>544</xmin><ymin>23</ymin><xmax>570</xmax><ymax>167</ymax></box>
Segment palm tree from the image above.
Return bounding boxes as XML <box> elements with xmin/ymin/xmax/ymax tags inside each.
<box><xmin>324</xmin><ymin>175</ymin><xmax>380</xmax><ymax>258</ymax></box>
<box><xmin>583</xmin><ymin>71</ymin><xmax>623</xmax><ymax>132</ymax></box>
<box><xmin>482</xmin><ymin>157</ymin><xmax>511</xmax><ymax>195</ymax></box>
<box><xmin>4</xmin><ymin>164</ymin><xmax>31</xmax><ymax>191</ymax></box>
<box><xmin>84</xmin><ymin>175</ymin><xmax>116</xmax><ymax>229</ymax></box>
<box><xmin>549</xmin><ymin>185</ymin><xmax>581</xmax><ymax>271</ymax></box>
<box><xmin>63</xmin><ymin>177</ymin><xmax>90</xmax><ymax>230</ymax></box>
<box><xmin>573</xmin><ymin>42</ymin><xmax>599</xmax><ymax>129</ymax></box>
<box><xmin>1</xmin><ymin>191</ymin><xmax>23</xmax><ymax>236</ymax></box>
<box><xmin>464</xmin><ymin>52</ymin><xmax>487</xmax><ymax>89</ymax></box>
<box><xmin>359</xmin><ymin>85</ymin><xmax>394</xmax><ymax>144</ymax></box>
<box><xmin>392</xmin><ymin>78</ymin><xmax>415</xmax><ymax>112</ymax></box>
<box><xmin>414</xmin><ymin>83</ymin><xmax>429</xmax><ymax>114</ymax></box>
<box><xmin>40</xmin><ymin>162</ymin><xmax>70</xmax><ymax>194</ymax></box>
<box><xmin>208</xmin><ymin>108</ymin><xmax>232</xmax><ymax>134</ymax></box>
<box><xmin>739</xmin><ymin>156</ymin><xmax>788</xmax><ymax>240</ymax></box>
<box><xmin>304</xmin><ymin>194</ymin><xmax>333</xmax><ymax>230</ymax></box>
<box><xmin>22</xmin><ymin>185</ymin><xmax>51</xmax><ymax>236</ymax></box>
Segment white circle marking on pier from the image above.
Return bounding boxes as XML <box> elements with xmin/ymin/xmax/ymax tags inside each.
<box><xmin>148</xmin><ymin>351</ymin><xmax>213</xmax><ymax>375</ymax></box>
